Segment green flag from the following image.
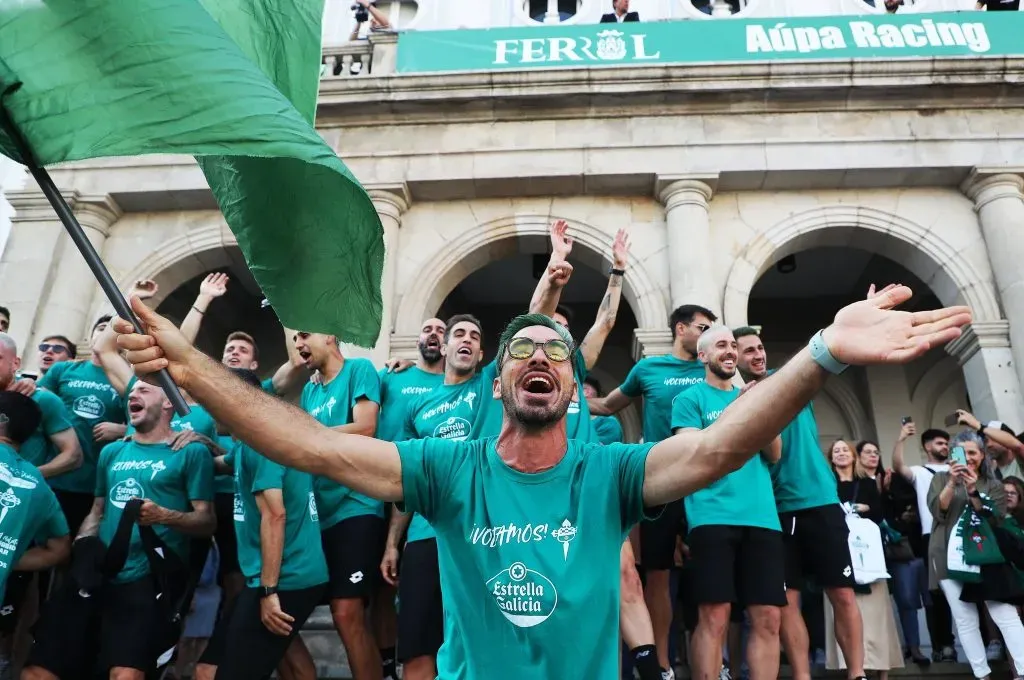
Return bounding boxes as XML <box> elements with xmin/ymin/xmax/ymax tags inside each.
<box><xmin>0</xmin><ymin>0</ymin><xmax>385</xmax><ymax>347</ymax></box>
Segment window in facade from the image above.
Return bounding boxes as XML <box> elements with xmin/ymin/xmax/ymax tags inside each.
<box><xmin>689</xmin><ymin>0</ymin><xmax>751</xmax><ymax>15</ymax></box>
<box><xmin>526</xmin><ymin>0</ymin><xmax>582</xmax><ymax>22</ymax></box>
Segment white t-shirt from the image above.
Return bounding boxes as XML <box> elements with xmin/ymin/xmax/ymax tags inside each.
<box><xmin>911</xmin><ymin>463</ymin><xmax>949</xmax><ymax>536</ymax></box>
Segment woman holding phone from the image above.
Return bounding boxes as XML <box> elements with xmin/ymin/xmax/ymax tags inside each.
<box><xmin>927</xmin><ymin>431</ymin><xmax>1024</xmax><ymax>679</ymax></box>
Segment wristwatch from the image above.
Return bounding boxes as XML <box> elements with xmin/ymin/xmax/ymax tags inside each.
<box><xmin>968</xmin><ymin>489</ymin><xmax>981</xmax><ymax>498</ymax></box>
<box><xmin>259</xmin><ymin>585</ymin><xmax>279</xmax><ymax>598</ymax></box>
<box><xmin>808</xmin><ymin>330</ymin><xmax>848</xmax><ymax>375</ymax></box>
<box><xmin>609</xmin><ymin>267</ymin><xmax>625</xmax><ymax>277</ymax></box>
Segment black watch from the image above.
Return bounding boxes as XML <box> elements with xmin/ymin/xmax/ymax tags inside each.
<box><xmin>609</xmin><ymin>267</ymin><xmax>625</xmax><ymax>277</ymax></box>
<box><xmin>259</xmin><ymin>585</ymin><xmax>279</xmax><ymax>598</ymax></box>
<box><xmin>969</xmin><ymin>489</ymin><xmax>981</xmax><ymax>498</ymax></box>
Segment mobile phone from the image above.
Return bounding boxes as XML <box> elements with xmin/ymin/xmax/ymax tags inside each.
<box><xmin>944</xmin><ymin>412</ymin><xmax>960</xmax><ymax>427</ymax></box>
<box><xmin>901</xmin><ymin>416</ymin><xmax>913</xmax><ymax>426</ymax></box>
<box><xmin>950</xmin><ymin>445</ymin><xmax>967</xmax><ymax>466</ymax></box>
<box><xmin>18</xmin><ymin>372</ymin><xmax>37</xmax><ymax>382</ymax></box>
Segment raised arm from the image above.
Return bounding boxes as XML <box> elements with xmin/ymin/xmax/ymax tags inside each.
<box><xmin>268</xmin><ymin>327</ymin><xmax>311</xmax><ymax>396</ymax></box>
<box><xmin>956</xmin><ymin>409</ymin><xmax>1024</xmax><ymax>461</ymax></box>
<box><xmin>113</xmin><ymin>298</ymin><xmax>404</xmax><ymax>502</ymax></box>
<box><xmin>94</xmin><ymin>324</ymin><xmax>134</xmax><ymax>397</ymax></box>
<box><xmin>891</xmin><ymin>420</ymin><xmax>916</xmax><ymax>482</ymax></box>
<box><xmin>642</xmin><ymin>287</ymin><xmax>971</xmax><ymax>506</ymax></box>
<box><xmin>180</xmin><ymin>273</ymin><xmax>229</xmax><ymax>345</ymax></box>
<box><xmin>578</xmin><ymin>229</ymin><xmax>629</xmax><ymax>371</ymax></box>
<box><xmin>529</xmin><ymin>219</ymin><xmax>574</xmax><ymax>317</ymax></box>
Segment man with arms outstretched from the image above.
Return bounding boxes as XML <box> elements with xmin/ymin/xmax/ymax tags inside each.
<box><xmin>113</xmin><ymin>286</ymin><xmax>969</xmax><ymax>679</ymax></box>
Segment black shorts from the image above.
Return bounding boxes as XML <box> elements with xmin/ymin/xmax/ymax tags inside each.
<box><xmin>0</xmin><ymin>571</ymin><xmax>34</xmax><ymax>635</ymax></box>
<box><xmin>686</xmin><ymin>524</ymin><xmax>786</xmax><ymax>608</ymax></box>
<box><xmin>778</xmin><ymin>504</ymin><xmax>856</xmax><ymax>591</ymax></box>
<box><xmin>397</xmin><ymin>539</ymin><xmax>443</xmax><ymax>662</ymax></box>
<box><xmin>214</xmin><ymin>492</ymin><xmax>241</xmax><ymax>580</ymax></box>
<box><xmin>55</xmin><ymin>490</ymin><xmax>95</xmax><ymax>537</ymax></box>
<box><xmin>639</xmin><ymin>501</ymin><xmax>683</xmax><ymax>570</ymax></box>
<box><xmin>198</xmin><ymin>583</ymin><xmax>325</xmax><ymax>679</ymax></box>
<box><xmin>322</xmin><ymin>514</ymin><xmax>385</xmax><ymax>601</ymax></box>
<box><xmin>28</xmin><ymin>576</ymin><xmax>168</xmax><ymax>676</ymax></box>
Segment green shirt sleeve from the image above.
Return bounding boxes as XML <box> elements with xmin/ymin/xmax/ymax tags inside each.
<box><xmin>38</xmin><ymin>391</ymin><xmax>72</xmax><ymax>436</ymax></box>
<box><xmin>609</xmin><ymin>442</ymin><xmax>656</xmax><ymax>532</ymax></box>
<box><xmin>33</xmin><ymin>485</ymin><xmax>70</xmax><ymax>543</ymax></box>
<box><xmin>37</xmin><ymin>362</ymin><xmax>63</xmax><ymax>393</ymax></box>
<box><xmin>670</xmin><ymin>390</ymin><xmax>702</xmax><ymax>433</ymax></box>
<box><xmin>261</xmin><ymin>377</ymin><xmax>276</xmax><ymax>396</ymax></box>
<box><xmin>350</xmin><ymin>359</ymin><xmax>381</xmax><ymax>406</ymax></box>
<box><xmin>183</xmin><ymin>443</ymin><xmax>215</xmax><ymax>501</ymax></box>
<box><xmin>251</xmin><ymin>450</ymin><xmax>286</xmax><ymax>494</ymax></box>
<box><xmin>396</xmin><ymin>438</ymin><xmax>465</xmax><ymax>524</ymax></box>
<box><xmin>619</xmin><ymin>360</ymin><xmax>643</xmax><ymax>398</ymax></box>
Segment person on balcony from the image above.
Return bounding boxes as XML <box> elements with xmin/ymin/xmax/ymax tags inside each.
<box><xmin>601</xmin><ymin>0</ymin><xmax>639</xmax><ymax>22</ymax></box>
<box><xmin>349</xmin><ymin>0</ymin><xmax>391</xmax><ymax>42</ymax></box>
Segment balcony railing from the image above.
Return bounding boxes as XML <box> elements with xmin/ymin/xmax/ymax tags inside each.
<box><xmin>323</xmin><ymin>41</ymin><xmax>375</xmax><ymax>78</ymax></box>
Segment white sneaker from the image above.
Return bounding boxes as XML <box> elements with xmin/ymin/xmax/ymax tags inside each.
<box><xmin>987</xmin><ymin>640</ymin><xmax>1003</xmax><ymax>661</ymax></box>
<box><xmin>661</xmin><ymin>669</ymin><xmax>675</xmax><ymax>680</ymax></box>
<box><xmin>718</xmin><ymin>668</ymin><xmax>732</xmax><ymax>680</ymax></box>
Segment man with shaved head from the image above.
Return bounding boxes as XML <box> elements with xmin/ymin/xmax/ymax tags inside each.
<box><xmin>671</xmin><ymin>326</ymin><xmax>783</xmax><ymax>680</ymax></box>
<box><xmin>112</xmin><ymin>286</ymin><xmax>970</xmax><ymax>680</ymax></box>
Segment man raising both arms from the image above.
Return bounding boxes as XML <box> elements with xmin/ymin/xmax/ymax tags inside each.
<box><xmin>114</xmin><ymin>284</ymin><xmax>968</xmax><ymax>680</ymax></box>
<box><xmin>294</xmin><ymin>330</ymin><xmax>384</xmax><ymax>680</ymax></box>
<box><xmin>590</xmin><ymin>303</ymin><xmax>715</xmax><ymax>674</ymax></box>
<box><xmin>672</xmin><ymin>327</ymin><xmax>784</xmax><ymax>680</ymax></box>
<box><xmin>734</xmin><ymin>325</ymin><xmax>866</xmax><ymax>680</ymax></box>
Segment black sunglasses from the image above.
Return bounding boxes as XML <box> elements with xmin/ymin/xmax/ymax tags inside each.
<box><xmin>38</xmin><ymin>343</ymin><xmax>69</xmax><ymax>354</ymax></box>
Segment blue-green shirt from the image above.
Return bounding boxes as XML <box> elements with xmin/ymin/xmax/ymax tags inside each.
<box><xmin>0</xmin><ymin>444</ymin><xmax>68</xmax><ymax>598</ymax></box>
<box><xmin>671</xmin><ymin>381</ymin><xmax>780</xmax><ymax>531</ymax></box>
<box><xmin>127</xmin><ymin>404</ymin><xmax>225</xmax><ymax>493</ymax></box>
<box><xmin>377</xmin><ymin>367</ymin><xmax>444</xmax><ymax>442</ymax></box>
<box><xmin>20</xmin><ymin>390</ymin><xmax>73</xmax><ymax>471</ymax></box>
<box><xmin>774</xmin><ymin>401</ymin><xmax>840</xmax><ymax>513</ymax></box>
<box><xmin>227</xmin><ymin>441</ymin><xmax>328</xmax><ymax>591</ymax></box>
<box><xmin>95</xmin><ymin>440</ymin><xmax>214</xmax><ymax>583</ymax></box>
<box><xmin>299</xmin><ymin>358</ymin><xmax>382</xmax><ymax>528</ymax></box>
<box><xmin>39</xmin><ymin>361</ymin><xmax>127</xmax><ymax>494</ymax></box>
<box><xmin>620</xmin><ymin>355</ymin><xmax>704</xmax><ymax>444</ymax></box>
<box><xmin>397</xmin><ymin>437</ymin><xmax>655</xmax><ymax>680</ymax></box>
<box><xmin>592</xmin><ymin>416</ymin><xmax>624</xmax><ymax>445</ymax></box>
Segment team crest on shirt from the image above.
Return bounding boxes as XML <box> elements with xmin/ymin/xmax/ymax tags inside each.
<box><xmin>308</xmin><ymin>492</ymin><xmax>319</xmax><ymax>523</ymax></box>
<box><xmin>72</xmin><ymin>394</ymin><xmax>106</xmax><ymax>420</ymax></box>
<box><xmin>0</xmin><ymin>489</ymin><xmax>20</xmax><ymax>525</ymax></box>
<box><xmin>110</xmin><ymin>478</ymin><xmax>145</xmax><ymax>509</ymax></box>
<box><xmin>433</xmin><ymin>417</ymin><xmax>470</xmax><ymax>441</ymax></box>
<box><xmin>487</xmin><ymin>561</ymin><xmax>558</xmax><ymax>628</ymax></box>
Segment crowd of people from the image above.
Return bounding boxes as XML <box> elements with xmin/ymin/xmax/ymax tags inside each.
<box><xmin>0</xmin><ymin>218</ymin><xmax>982</xmax><ymax>680</ymax></box>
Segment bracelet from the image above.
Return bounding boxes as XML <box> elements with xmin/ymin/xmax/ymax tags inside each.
<box><xmin>609</xmin><ymin>267</ymin><xmax>625</xmax><ymax>277</ymax></box>
<box><xmin>192</xmin><ymin>305</ymin><xmax>205</xmax><ymax>315</ymax></box>
<box><xmin>808</xmin><ymin>329</ymin><xmax>848</xmax><ymax>375</ymax></box>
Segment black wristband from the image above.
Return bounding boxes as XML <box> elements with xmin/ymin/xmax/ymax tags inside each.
<box><xmin>609</xmin><ymin>267</ymin><xmax>625</xmax><ymax>277</ymax></box>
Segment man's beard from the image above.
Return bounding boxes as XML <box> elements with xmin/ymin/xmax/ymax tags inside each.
<box><xmin>419</xmin><ymin>341</ymin><xmax>441</xmax><ymax>363</ymax></box>
<box><xmin>709</xmin><ymin>362</ymin><xmax>735</xmax><ymax>381</ymax></box>
<box><xmin>500</xmin><ymin>380</ymin><xmax>571</xmax><ymax>429</ymax></box>
<box><xmin>931</xmin><ymin>448</ymin><xmax>949</xmax><ymax>461</ymax></box>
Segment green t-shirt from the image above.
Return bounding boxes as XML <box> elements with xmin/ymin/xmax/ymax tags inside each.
<box><xmin>39</xmin><ymin>361</ymin><xmax>127</xmax><ymax>494</ymax></box>
<box><xmin>397</xmin><ymin>437</ymin><xmax>654</xmax><ymax>679</ymax></box>
<box><xmin>620</xmin><ymin>355</ymin><xmax>704</xmax><ymax>444</ymax></box>
<box><xmin>20</xmin><ymin>390</ymin><xmax>73</xmax><ymax>470</ymax></box>
<box><xmin>773</xmin><ymin>401</ymin><xmax>840</xmax><ymax>513</ymax></box>
<box><xmin>227</xmin><ymin>441</ymin><xmax>328</xmax><ymax>591</ymax></box>
<box><xmin>377</xmin><ymin>366</ymin><xmax>444</xmax><ymax>442</ymax></box>
<box><xmin>400</xmin><ymin>379</ymin><xmax>486</xmax><ymax>543</ymax></box>
<box><xmin>126</xmin><ymin>404</ymin><xmax>226</xmax><ymax>493</ymax></box>
<box><xmin>592</xmin><ymin>416</ymin><xmax>624</xmax><ymax>445</ymax></box>
<box><xmin>215</xmin><ymin>434</ymin><xmax>236</xmax><ymax>495</ymax></box>
<box><xmin>299</xmin><ymin>358</ymin><xmax>382</xmax><ymax>528</ymax></box>
<box><xmin>472</xmin><ymin>353</ymin><xmax>594</xmax><ymax>442</ymax></box>
<box><xmin>0</xmin><ymin>444</ymin><xmax>69</xmax><ymax>598</ymax></box>
<box><xmin>95</xmin><ymin>439</ymin><xmax>214</xmax><ymax>584</ymax></box>
<box><xmin>671</xmin><ymin>381</ymin><xmax>780</xmax><ymax>532</ymax></box>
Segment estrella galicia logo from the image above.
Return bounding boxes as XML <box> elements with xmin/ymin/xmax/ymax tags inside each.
<box><xmin>109</xmin><ymin>478</ymin><xmax>145</xmax><ymax>509</ymax></box>
<box><xmin>73</xmin><ymin>395</ymin><xmax>105</xmax><ymax>420</ymax></box>
<box><xmin>487</xmin><ymin>561</ymin><xmax>558</xmax><ymax>628</ymax></box>
<box><xmin>433</xmin><ymin>417</ymin><xmax>470</xmax><ymax>441</ymax></box>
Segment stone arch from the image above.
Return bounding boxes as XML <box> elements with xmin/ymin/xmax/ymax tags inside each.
<box><xmin>911</xmin><ymin>358</ymin><xmax>967</xmax><ymax>429</ymax></box>
<box><xmin>393</xmin><ymin>214</ymin><xmax>666</xmax><ymax>335</ymax></box>
<box><xmin>820</xmin><ymin>377</ymin><xmax>874</xmax><ymax>442</ymax></box>
<box><xmin>722</xmin><ymin>205</ymin><xmax>1001</xmax><ymax>327</ymax></box>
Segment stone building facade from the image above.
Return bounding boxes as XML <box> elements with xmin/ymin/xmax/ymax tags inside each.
<box><xmin>1</xmin><ymin>0</ymin><xmax>1022</xmax><ymax>465</ymax></box>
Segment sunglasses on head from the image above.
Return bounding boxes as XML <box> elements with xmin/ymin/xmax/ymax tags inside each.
<box><xmin>38</xmin><ymin>343</ymin><xmax>69</xmax><ymax>354</ymax></box>
<box><xmin>505</xmin><ymin>337</ymin><xmax>571</xmax><ymax>363</ymax></box>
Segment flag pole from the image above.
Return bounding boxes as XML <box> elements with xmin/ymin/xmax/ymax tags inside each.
<box><xmin>0</xmin><ymin>85</ymin><xmax>189</xmax><ymax>416</ymax></box>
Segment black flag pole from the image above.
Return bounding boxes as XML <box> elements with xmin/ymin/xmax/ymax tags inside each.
<box><xmin>0</xmin><ymin>84</ymin><xmax>189</xmax><ymax>415</ymax></box>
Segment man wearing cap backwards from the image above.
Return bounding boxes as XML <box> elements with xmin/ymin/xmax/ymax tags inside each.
<box><xmin>112</xmin><ymin>287</ymin><xmax>970</xmax><ymax>680</ymax></box>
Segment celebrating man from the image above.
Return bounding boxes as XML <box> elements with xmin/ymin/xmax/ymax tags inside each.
<box><xmin>113</xmin><ymin>287</ymin><xmax>969</xmax><ymax>679</ymax></box>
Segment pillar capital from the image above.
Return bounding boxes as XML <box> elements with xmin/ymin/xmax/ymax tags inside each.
<box><xmin>73</xmin><ymin>195</ymin><xmax>123</xmax><ymax>239</ymax></box>
<box><xmin>655</xmin><ymin>174</ymin><xmax>718</xmax><ymax>210</ymax></box>
<box><xmin>7</xmin><ymin>189</ymin><xmax>78</xmax><ymax>222</ymax></box>
<box><xmin>388</xmin><ymin>333</ymin><xmax>423</xmax><ymax>361</ymax></box>
<box><xmin>631</xmin><ymin>328</ymin><xmax>673</xmax><ymax>362</ymax></box>
<box><xmin>367</xmin><ymin>183</ymin><xmax>411</xmax><ymax>221</ymax></box>
<box><xmin>961</xmin><ymin>169</ymin><xmax>1024</xmax><ymax>211</ymax></box>
<box><xmin>945</xmin><ymin>320</ymin><xmax>1011</xmax><ymax>366</ymax></box>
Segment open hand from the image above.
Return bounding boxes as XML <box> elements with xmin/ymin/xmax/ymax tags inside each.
<box><xmin>8</xmin><ymin>379</ymin><xmax>36</xmax><ymax>398</ymax></box>
<box><xmin>384</xmin><ymin>358</ymin><xmax>415</xmax><ymax>373</ymax></box>
<box><xmin>93</xmin><ymin>422</ymin><xmax>127</xmax><ymax>443</ymax></box>
<box><xmin>199</xmin><ymin>273</ymin><xmax>229</xmax><ymax>299</ymax></box>
<box><xmin>823</xmin><ymin>286</ymin><xmax>970</xmax><ymax>366</ymax></box>
<box><xmin>611</xmin><ymin>229</ymin><xmax>629</xmax><ymax>271</ymax></box>
<box><xmin>549</xmin><ymin>219</ymin><xmax>573</xmax><ymax>261</ymax></box>
<box><xmin>129</xmin><ymin>279</ymin><xmax>159</xmax><ymax>301</ymax></box>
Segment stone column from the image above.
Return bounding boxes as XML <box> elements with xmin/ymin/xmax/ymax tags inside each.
<box><xmin>366</xmin><ymin>185</ymin><xmax>410</xmax><ymax>365</ymax></box>
<box><xmin>632</xmin><ymin>328</ymin><xmax>674</xmax><ymax>362</ymax></box>
<box><xmin>25</xmin><ymin>194</ymin><xmax>122</xmax><ymax>367</ymax></box>
<box><xmin>946</xmin><ymin>321</ymin><xmax>1024</xmax><ymax>428</ymax></box>
<box><xmin>657</xmin><ymin>175</ymin><xmax>721</xmax><ymax>317</ymax></box>
<box><xmin>962</xmin><ymin>169</ymin><xmax>1024</xmax><ymax>392</ymax></box>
